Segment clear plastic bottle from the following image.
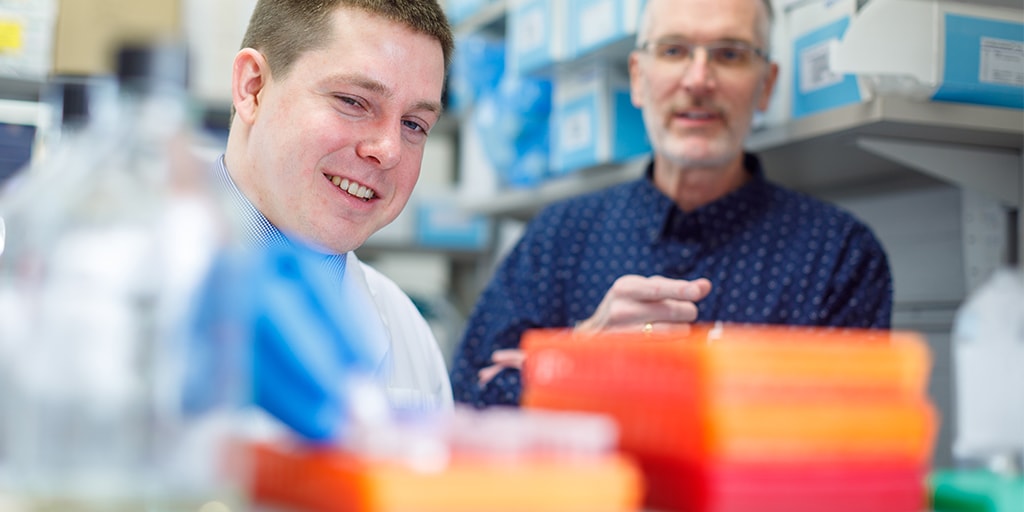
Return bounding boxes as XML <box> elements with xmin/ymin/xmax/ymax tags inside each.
<box><xmin>0</xmin><ymin>75</ymin><xmax>119</xmax><ymax>236</ymax></box>
<box><xmin>0</xmin><ymin>42</ymin><xmax>247</xmax><ymax>511</ymax></box>
<box><xmin>0</xmin><ymin>75</ymin><xmax>118</xmax><ymax>488</ymax></box>
<box><xmin>952</xmin><ymin>268</ymin><xmax>1024</xmax><ymax>475</ymax></box>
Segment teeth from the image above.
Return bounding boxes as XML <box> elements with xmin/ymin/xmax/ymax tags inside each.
<box><xmin>326</xmin><ymin>175</ymin><xmax>375</xmax><ymax>201</ymax></box>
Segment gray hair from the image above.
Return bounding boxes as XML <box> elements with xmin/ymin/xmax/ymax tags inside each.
<box><xmin>636</xmin><ymin>0</ymin><xmax>775</xmax><ymax>57</ymax></box>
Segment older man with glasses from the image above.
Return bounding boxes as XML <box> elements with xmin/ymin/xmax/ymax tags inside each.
<box><xmin>451</xmin><ymin>0</ymin><xmax>893</xmax><ymax>408</ymax></box>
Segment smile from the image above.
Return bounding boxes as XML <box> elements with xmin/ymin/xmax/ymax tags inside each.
<box><xmin>327</xmin><ymin>175</ymin><xmax>376</xmax><ymax>201</ymax></box>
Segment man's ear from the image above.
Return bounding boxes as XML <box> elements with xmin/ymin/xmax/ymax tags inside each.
<box><xmin>628</xmin><ymin>52</ymin><xmax>645</xmax><ymax>109</ymax></box>
<box><xmin>756</xmin><ymin>61</ymin><xmax>779</xmax><ymax>112</ymax></box>
<box><xmin>232</xmin><ymin>48</ymin><xmax>270</xmax><ymax>124</ymax></box>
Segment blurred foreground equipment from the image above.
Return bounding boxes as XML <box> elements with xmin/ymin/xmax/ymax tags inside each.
<box><xmin>248</xmin><ymin>405</ymin><xmax>643</xmax><ymax>512</ymax></box>
<box><xmin>522</xmin><ymin>323</ymin><xmax>938</xmax><ymax>512</ymax></box>
<box><xmin>0</xmin><ymin>42</ymin><xmax>248</xmax><ymax>511</ymax></box>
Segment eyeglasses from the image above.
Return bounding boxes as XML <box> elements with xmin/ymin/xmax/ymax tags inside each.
<box><xmin>637</xmin><ymin>39</ymin><xmax>769</xmax><ymax>69</ymax></box>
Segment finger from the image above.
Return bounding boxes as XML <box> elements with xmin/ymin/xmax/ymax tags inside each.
<box><xmin>608</xmin><ymin>298</ymin><xmax>701</xmax><ymax>326</ymax></box>
<box><xmin>491</xmin><ymin>349</ymin><xmax>527</xmax><ymax>369</ymax></box>
<box><xmin>690</xmin><ymin>278</ymin><xmax>713</xmax><ymax>299</ymax></box>
<box><xmin>659</xmin><ymin>299</ymin><xmax>701</xmax><ymax>324</ymax></box>
<box><xmin>478</xmin><ymin>364</ymin><xmax>504</xmax><ymax>387</ymax></box>
<box><xmin>623</xmin><ymin>275</ymin><xmax>712</xmax><ymax>303</ymax></box>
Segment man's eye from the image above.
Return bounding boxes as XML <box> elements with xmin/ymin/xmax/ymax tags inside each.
<box><xmin>659</xmin><ymin>44</ymin><xmax>689</xmax><ymax>59</ymax></box>
<box><xmin>402</xmin><ymin>119</ymin><xmax>426</xmax><ymax>133</ymax></box>
<box><xmin>713</xmin><ymin>47</ymin><xmax>746</xmax><ymax>64</ymax></box>
<box><xmin>336</xmin><ymin>95</ymin><xmax>363</xmax><ymax>108</ymax></box>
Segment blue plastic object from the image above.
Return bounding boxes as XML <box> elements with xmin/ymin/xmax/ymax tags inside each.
<box><xmin>185</xmin><ymin>245</ymin><xmax>382</xmax><ymax>443</ymax></box>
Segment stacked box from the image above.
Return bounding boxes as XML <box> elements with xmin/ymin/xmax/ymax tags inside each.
<box><xmin>415</xmin><ymin>196</ymin><xmax>490</xmax><ymax>250</ymax></box>
<box><xmin>522</xmin><ymin>324</ymin><xmax>938</xmax><ymax>512</ymax></box>
<box><xmin>787</xmin><ymin>0</ymin><xmax>868</xmax><ymax>119</ymax></box>
<box><xmin>568</xmin><ymin>0</ymin><xmax>645</xmax><ymax>58</ymax></box>
<box><xmin>248</xmin><ymin>407</ymin><xmax>645</xmax><ymax>512</ymax></box>
<box><xmin>549</xmin><ymin>62</ymin><xmax>649</xmax><ymax>174</ymax></box>
<box><xmin>831</xmin><ymin>0</ymin><xmax>1024</xmax><ymax>110</ymax></box>
<box><xmin>506</xmin><ymin>0</ymin><xmax>569</xmax><ymax>76</ymax></box>
<box><xmin>249</xmin><ymin>445</ymin><xmax>642</xmax><ymax>512</ymax></box>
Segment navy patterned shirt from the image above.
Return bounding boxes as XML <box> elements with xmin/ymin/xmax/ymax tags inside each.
<box><xmin>450</xmin><ymin>154</ymin><xmax>893</xmax><ymax>407</ymax></box>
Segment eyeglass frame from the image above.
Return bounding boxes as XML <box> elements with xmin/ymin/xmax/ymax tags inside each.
<box><xmin>635</xmin><ymin>38</ymin><xmax>771</xmax><ymax>69</ymax></box>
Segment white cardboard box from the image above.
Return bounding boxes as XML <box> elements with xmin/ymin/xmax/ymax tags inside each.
<box><xmin>832</xmin><ymin>0</ymin><xmax>1024</xmax><ymax>110</ymax></box>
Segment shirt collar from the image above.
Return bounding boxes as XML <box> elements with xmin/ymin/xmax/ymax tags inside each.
<box><xmin>214</xmin><ymin>155</ymin><xmax>348</xmax><ymax>276</ymax></box>
<box><xmin>647</xmin><ymin>152</ymin><xmax>769</xmax><ymax>243</ymax></box>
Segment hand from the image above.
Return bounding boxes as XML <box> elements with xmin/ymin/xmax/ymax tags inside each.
<box><xmin>478</xmin><ymin>349</ymin><xmax>526</xmax><ymax>387</ymax></box>
<box><xmin>574</xmin><ymin>275</ymin><xmax>712</xmax><ymax>333</ymax></box>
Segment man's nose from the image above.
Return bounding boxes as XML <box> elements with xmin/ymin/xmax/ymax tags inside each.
<box><xmin>356</xmin><ymin>122</ymin><xmax>402</xmax><ymax>169</ymax></box>
<box><xmin>680</xmin><ymin>49</ymin><xmax>716</xmax><ymax>93</ymax></box>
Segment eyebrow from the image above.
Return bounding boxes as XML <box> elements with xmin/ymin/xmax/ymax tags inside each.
<box><xmin>654</xmin><ymin>36</ymin><xmax>753</xmax><ymax>45</ymax></box>
<box><xmin>330</xmin><ymin>72</ymin><xmax>443</xmax><ymax>116</ymax></box>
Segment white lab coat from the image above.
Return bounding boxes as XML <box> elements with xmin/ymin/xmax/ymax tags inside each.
<box><xmin>346</xmin><ymin>251</ymin><xmax>454</xmax><ymax>412</ymax></box>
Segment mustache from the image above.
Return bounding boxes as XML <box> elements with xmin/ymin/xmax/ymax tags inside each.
<box><xmin>666</xmin><ymin>103</ymin><xmax>727</xmax><ymax>125</ymax></box>
<box><xmin>670</xmin><ymin>99</ymin><xmax>725</xmax><ymax>116</ymax></box>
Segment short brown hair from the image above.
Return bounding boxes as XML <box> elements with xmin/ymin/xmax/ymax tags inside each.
<box><xmin>241</xmin><ymin>0</ymin><xmax>454</xmax><ymax>78</ymax></box>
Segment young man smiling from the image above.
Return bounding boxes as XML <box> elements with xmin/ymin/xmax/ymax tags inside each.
<box><xmin>217</xmin><ymin>0</ymin><xmax>455</xmax><ymax>438</ymax></box>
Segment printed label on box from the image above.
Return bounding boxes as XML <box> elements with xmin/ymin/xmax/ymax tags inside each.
<box><xmin>561</xmin><ymin>109</ymin><xmax>594</xmax><ymax>153</ymax></box>
<box><xmin>799</xmin><ymin>39</ymin><xmax>844</xmax><ymax>93</ymax></box>
<box><xmin>514</xmin><ymin>7</ymin><xmax>546</xmax><ymax>53</ymax></box>
<box><xmin>416</xmin><ymin>202</ymin><xmax>489</xmax><ymax>249</ymax></box>
<box><xmin>935</xmin><ymin>13</ymin><xmax>1024</xmax><ymax>109</ymax></box>
<box><xmin>979</xmin><ymin>37</ymin><xmax>1024</xmax><ymax>87</ymax></box>
<box><xmin>792</xmin><ymin>15</ymin><xmax>862</xmax><ymax>118</ymax></box>
<box><xmin>0</xmin><ymin>19</ymin><xmax>23</xmax><ymax>52</ymax></box>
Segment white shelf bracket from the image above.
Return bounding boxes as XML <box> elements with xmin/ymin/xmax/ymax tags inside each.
<box><xmin>856</xmin><ymin>136</ymin><xmax>1023</xmax><ymax>209</ymax></box>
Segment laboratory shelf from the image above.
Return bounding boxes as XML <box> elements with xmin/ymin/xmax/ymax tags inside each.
<box><xmin>459</xmin><ymin>156</ymin><xmax>648</xmax><ymax>221</ymax></box>
<box><xmin>748</xmin><ymin>96</ymin><xmax>1024</xmax><ymax>203</ymax></box>
<box><xmin>460</xmin><ymin>96</ymin><xmax>1024</xmax><ymax>220</ymax></box>
<box><xmin>0</xmin><ymin>77</ymin><xmax>44</xmax><ymax>103</ymax></box>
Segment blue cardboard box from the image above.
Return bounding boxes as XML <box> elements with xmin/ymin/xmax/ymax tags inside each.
<box><xmin>568</xmin><ymin>0</ymin><xmax>646</xmax><ymax>57</ymax></box>
<box><xmin>549</xmin><ymin>62</ymin><xmax>650</xmax><ymax>174</ymax></box>
<box><xmin>506</xmin><ymin>0</ymin><xmax>569</xmax><ymax>76</ymax></box>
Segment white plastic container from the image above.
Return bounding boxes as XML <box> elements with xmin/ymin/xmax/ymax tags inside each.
<box><xmin>951</xmin><ymin>268</ymin><xmax>1024</xmax><ymax>470</ymax></box>
<box><xmin>832</xmin><ymin>0</ymin><xmax>1024</xmax><ymax>109</ymax></box>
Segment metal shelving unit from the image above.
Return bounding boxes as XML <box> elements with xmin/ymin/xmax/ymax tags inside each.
<box><xmin>748</xmin><ymin>96</ymin><xmax>1023</xmax><ymax>206</ymax></box>
<box><xmin>0</xmin><ymin>77</ymin><xmax>44</xmax><ymax>103</ymax></box>
<box><xmin>459</xmin><ymin>95</ymin><xmax>1023</xmax><ymax>218</ymax></box>
<box><xmin>458</xmin><ymin>156</ymin><xmax>647</xmax><ymax>221</ymax></box>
